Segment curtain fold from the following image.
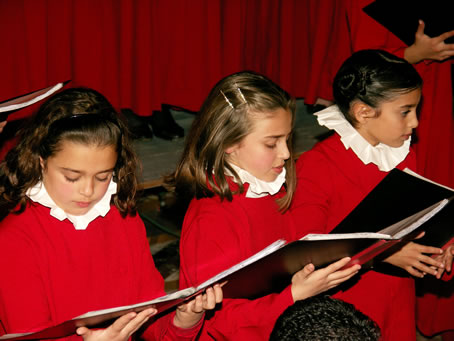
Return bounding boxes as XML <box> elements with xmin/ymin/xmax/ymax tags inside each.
<box><xmin>0</xmin><ymin>0</ymin><xmax>309</xmax><ymax>119</ymax></box>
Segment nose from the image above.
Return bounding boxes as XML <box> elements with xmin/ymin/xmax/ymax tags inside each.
<box><xmin>408</xmin><ymin>111</ymin><xmax>419</xmax><ymax>129</ymax></box>
<box><xmin>278</xmin><ymin>141</ymin><xmax>290</xmax><ymax>160</ymax></box>
<box><xmin>79</xmin><ymin>178</ymin><xmax>94</xmax><ymax>197</ymax></box>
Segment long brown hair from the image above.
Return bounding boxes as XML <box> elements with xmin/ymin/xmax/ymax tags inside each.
<box><xmin>166</xmin><ymin>71</ymin><xmax>296</xmax><ymax>211</ymax></box>
<box><xmin>0</xmin><ymin>87</ymin><xmax>140</xmax><ymax>217</ymax></box>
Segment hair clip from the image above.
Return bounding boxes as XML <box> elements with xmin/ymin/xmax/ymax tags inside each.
<box><xmin>235</xmin><ymin>84</ymin><xmax>247</xmax><ymax>104</ymax></box>
<box><xmin>220</xmin><ymin>90</ymin><xmax>234</xmax><ymax>109</ymax></box>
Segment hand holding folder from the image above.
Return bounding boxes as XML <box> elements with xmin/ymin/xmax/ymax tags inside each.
<box><xmin>363</xmin><ymin>0</ymin><xmax>454</xmax><ymax>46</ymax></box>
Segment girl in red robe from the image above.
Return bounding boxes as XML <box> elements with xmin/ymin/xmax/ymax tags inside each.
<box><xmin>168</xmin><ymin>71</ymin><xmax>361</xmax><ymax>340</ymax></box>
<box><xmin>291</xmin><ymin>49</ymin><xmax>453</xmax><ymax>340</ymax></box>
<box><xmin>0</xmin><ymin>87</ymin><xmax>223</xmax><ymax>340</ymax></box>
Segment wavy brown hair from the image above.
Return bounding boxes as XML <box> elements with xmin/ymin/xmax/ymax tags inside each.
<box><xmin>166</xmin><ymin>71</ymin><xmax>296</xmax><ymax>211</ymax></box>
<box><xmin>0</xmin><ymin>87</ymin><xmax>140</xmax><ymax>217</ymax></box>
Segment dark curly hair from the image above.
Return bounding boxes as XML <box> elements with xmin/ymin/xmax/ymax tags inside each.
<box><xmin>333</xmin><ymin>49</ymin><xmax>422</xmax><ymax>127</ymax></box>
<box><xmin>270</xmin><ymin>295</ymin><xmax>381</xmax><ymax>341</ymax></box>
<box><xmin>0</xmin><ymin>87</ymin><xmax>140</xmax><ymax>217</ymax></box>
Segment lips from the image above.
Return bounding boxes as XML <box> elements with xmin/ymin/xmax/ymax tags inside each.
<box><xmin>402</xmin><ymin>134</ymin><xmax>412</xmax><ymax>140</ymax></box>
<box><xmin>273</xmin><ymin>165</ymin><xmax>285</xmax><ymax>173</ymax></box>
<box><xmin>76</xmin><ymin>201</ymin><xmax>91</xmax><ymax>208</ymax></box>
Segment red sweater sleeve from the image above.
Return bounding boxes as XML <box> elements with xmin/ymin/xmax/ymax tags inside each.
<box><xmin>134</xmin><ymin>218</ymin><xmax>203</xmax><ymax>341</ymax></box>
<box><xmin>179</xmin><ymin>202</ymin><xmax>294</xmax><ymax>339</ymax></box>
<box><xmin>0</xmin><ymin>222</ymin><xmax>60</xmax><ymax>336</ymax></box>
<box><xmin>290</xmin><ymin>149</ymin><xmax>335</xmax><ymax>237</ymax></box>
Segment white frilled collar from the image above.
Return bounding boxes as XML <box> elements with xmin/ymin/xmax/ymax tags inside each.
<box><xmin>227</xmin><ymin>163</ymin><xmax>286</xmax><ymax>198</ymax></box>
<box><xmin>315</xmin><ymin>105</ymin><xmax>410</xmax><ymax>171</ymax></box>
<box><xmin>26</xmin><ymin>179</ymin><xmax>117</xmax><ymax>230</ymax></box>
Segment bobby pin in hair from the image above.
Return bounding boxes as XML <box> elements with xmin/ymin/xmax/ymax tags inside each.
<box><xmin>236</xmin><ymin>84</ymin><xmax>247</xmax><ymax>104</ymax></box>
<box><xmin>220</xmin><ymin>90</ymin><xmax>234</xmax><ymax>109</ymax></box>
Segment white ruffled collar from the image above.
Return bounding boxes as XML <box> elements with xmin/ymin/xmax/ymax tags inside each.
<box><xmin>315</xmin><ymin>105</ymin><xmax>410</xmax><ymax>171</ymax></box>
<box><xmin>227</xmin><ymin>163</ymin><xmax>286</xmax><ymax>198</ymax></box>
<box><xmin>26</xmin><ymin>180</ymin><xmax>117</xmax><ymax>230</ymax></box>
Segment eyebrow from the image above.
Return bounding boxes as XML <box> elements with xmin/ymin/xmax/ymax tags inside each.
<box><xmin>265</xmin><ymin>135</ymin><xmax>283</xmax><ymax>139</ymax></box>
<box><xmin>61</xmin><ymin>167</ymin><xmax>115</xmax><ymax>174</ymax></box>
<box><xmin>401</xmin><ymin>100</ymin><xmax>420</xmax><ymax>107</ymax></box>
<box><xmin>264</xmin><ymin>132</ymin><xmax>292</xmax><ymax>139</ymax></box>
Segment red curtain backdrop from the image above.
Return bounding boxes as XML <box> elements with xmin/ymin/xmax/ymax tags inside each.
<box><xmin>0</xmin><ymin>0</ymin><xmax>309</xmax><ymax>119</ymax></box>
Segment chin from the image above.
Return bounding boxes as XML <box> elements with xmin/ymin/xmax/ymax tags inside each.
<box><xmin>392</xmin><ymin>141</ymin><xmax>405</xmax><ymax>148</ymax></box>
<box><xmin>383</xmin><ymin>140</ymin><xmax>404</xmax><ymax>148</ymax></box>
<box><xmin>65</xmin><ymin>207</ymin><xmax>91</xmax><ymax>216</ymax></box>
<box><xmin>265</xmin><ymin>175</ymin><xmax>279</xmax><ymax>182</ymax></box>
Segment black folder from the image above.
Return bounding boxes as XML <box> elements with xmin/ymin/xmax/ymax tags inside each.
<box><xmin>0</xmin><ymin>81</ymin><xmax>69</xmax><ymax>121</ymax></box>
<box><xmin>363</xmin><ymin>0</ymin><xmax>454</xmax><ymax>46</ymax></box>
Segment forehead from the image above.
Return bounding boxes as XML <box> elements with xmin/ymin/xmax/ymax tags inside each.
<box><xmin>248</xmin><ymin>108</ymin><xmax>293</xmax><ymax>133</ymax></box>
<box><xmin>48</xmin><ymin>140</ymin><xmax>117</xmax><ymax>171</ymax></box>
<box><xmin>380</xmin><ymin>88</ymin><xmax>421</xmax><ymax>108</ymax></box>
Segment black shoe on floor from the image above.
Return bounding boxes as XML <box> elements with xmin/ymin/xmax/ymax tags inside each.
<box><xmin>148</xmin><ymin>107</ymin><xmax>184</xmax><ymax>140</ymax></box>
<box><xmin>120</xmin><ymin>108</ymin><xmax>153</xmax><ymax>139</ymax></box>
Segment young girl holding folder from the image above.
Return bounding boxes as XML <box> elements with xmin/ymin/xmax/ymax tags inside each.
<box><xmin>290</xmin><ymin>49</ymin><xmax>452</xmax><ymax>340</ymax></box>
<box><xmin>0</xmin><ymin>87</ymin><xmax>223</xmax><ymax>340</ymax></box>
<box><xmin>167</xmin><ymin>71</ymin><xmax>361</xmax><ymax>340</ymax></box>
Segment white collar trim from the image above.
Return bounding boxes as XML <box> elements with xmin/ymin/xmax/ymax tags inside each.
<box><xmin>227</xmin><ymin>163</ymin><xmax>286</xmax><ymax>198</ymax></box>
<box><xmin>26</xmin><ymin>179</ymin><xmax>117</xmax><ymax>230</ymax></box>
<box><xmin>315</xmin><ymin>105</ymin><xmax>410</xmax><ymax>172</ymax></box>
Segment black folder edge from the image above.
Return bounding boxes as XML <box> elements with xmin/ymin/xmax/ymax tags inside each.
<box><xmin>362</xmin><ymin>0</ymin><xmax>454</xmax><ymax>46</ymax></box>
<box><xmin>0</xmin><ymin>80</ymin><xmax>70</xmax><ymax>121</ymax></box>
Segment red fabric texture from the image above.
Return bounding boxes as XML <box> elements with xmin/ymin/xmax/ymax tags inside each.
<box><xmin>179</xmin><ymin>183</ymin><xmax>296</xmax><ymax>340</ymax></box>
<box><xmin>290</xmin><ymin>133</ymin><xmax>417</xmax><ymax>341</ymax></box>
<box><xmin>0</xmin><ymin>0</ymin><xmax>309</xmax><ymax>159</ymax></box>
<box><xmin>299</xmin><ymin>2</ymin><xmax>454</xmax><ymax>331</ymax></box>
<box><xmin>326</xmin><ymin>1</ymin><xmax>454</xmax><ymax>334</ymax></box>
<box><xmin>0</xmin><ymin>0</ymin><xmax>308</xmax><ymax>116</ymax></box>
<box><xmin>417</xmin><ymin>275</ymin><xmax>454</xmax><ymax>337</ymax></box>
<box><xmin>301</xmin><ymin>0</ymin><xmax>454</xmax><ymax>190</ymax></box>
<box><xmin>299</xmin><ymin>0</ymin><xmax>347</xmax><ymax>104</ymax></box>
<box><xmin>0</xmin><ymin>203</ymin><xmax>200</xmax><ymax>340</ymax></box>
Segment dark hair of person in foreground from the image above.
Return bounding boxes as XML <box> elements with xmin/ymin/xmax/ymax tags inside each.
<box><xmin>269</xmin><ymin>295</ymin><xmax>381</xmax><ymax>341</ymax></box>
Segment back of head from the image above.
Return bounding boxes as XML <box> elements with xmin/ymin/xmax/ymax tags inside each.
<box><xmin>269</xmin><ymin>296</ymin><xmax>381</xmax><ymax>341</ymax></box>
<box><xmin>168</xmin><ymin>71</ymin><xmax>296</xmax><ymax>210</ymax></box>
<box><xmin>0</xmin><ymin>87</ymin><xmax>138</xmax><ymax>216</ymax></box>
<box><xmin>333</xmin><ymin>49</ymin><xmax>422</xmax><ymax>126</ymax></box>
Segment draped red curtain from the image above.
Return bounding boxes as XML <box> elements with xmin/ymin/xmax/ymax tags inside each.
<box><xmin>0</xmin><ymin>0</ymin><xmax>310</xmax><ymax>120</ymax></box>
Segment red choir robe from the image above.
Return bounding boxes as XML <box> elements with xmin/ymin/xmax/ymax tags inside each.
<box><xmin>179</xmin><ymin>181</ymin><xmax>297</xmax><ymax>340</ymax></box>
<box><xmin>0</xmin><ymin>203</ymin><xmax>202</xmax><ymax>340</ymax></box>
<box><xmin>302</xmin><ymin>1</ymin><xmax>454</xmax><ymax>334</ymax></box>
<box><xmin>290</xmin><ymin>133</ymin><xmax>417</xmax><ymax>341</ymax></box>
<box><xmin>308</xmin><ymin>0</ymin><xmax>454</xmax><ymax>189</ymax></box>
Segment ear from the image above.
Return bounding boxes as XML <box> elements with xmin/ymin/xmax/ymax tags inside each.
<box><xmin>225</xmin><ymin>144</ymin><xmax>238</xmax><ymax>155</ymax></box>
<box><xmin>39</xmin><ymin>156</ymin><xmax>45</xmax><ymax>170</ymax></box>
<box><xmin>351</xmin><ymin>102</ymin><xmax>376</xmax><ymax>124</ymax></box>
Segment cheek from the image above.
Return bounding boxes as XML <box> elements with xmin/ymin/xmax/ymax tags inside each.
<box><xmin>94</xmin><ymin>181</ymin><xmax>111</xmax><ymax>198</ymax></box>
<box><xmin>57</xmin><ymin>182</ymin><xmax>77</xmax><ymax>199</ymax></box>
<box><xmin>252</xmin><ymin>149</ymin><xmax>276</xmax><ymax>167</ymax></box>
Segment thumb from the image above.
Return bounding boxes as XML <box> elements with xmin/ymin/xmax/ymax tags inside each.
<box><xmin>302</xmin><ymin>263</ymin><xmax>315</xmax><ymax>275</ymax></box>
<box><xmin>292</xmin><ymin>263</ymin><xmax>315</xmax><ymax>283</ymax></box>
<box><xmin>76</xmin><ymin>327</ymin><xmax>90</xmax><ymax>336</ymax></box>
<box><xmin>416</xmin><ymin>20</ymin><xmax>425</xmax><ymax>37</ymax></box>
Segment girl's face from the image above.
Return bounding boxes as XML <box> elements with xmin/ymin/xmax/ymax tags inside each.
<box><xmin>357</xmin><ymin>89</ymin><xmax>421</xmax><ymax>147</ymax></box>
<box><xmin>226</xmin><ymin>108</ymin><xmax>292</xmax><ymax>182</ymax></box>
<box><xmin>40</xmin><ymin>140</ymin><xmax>117</xmax><ymax>216</ymax></box>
